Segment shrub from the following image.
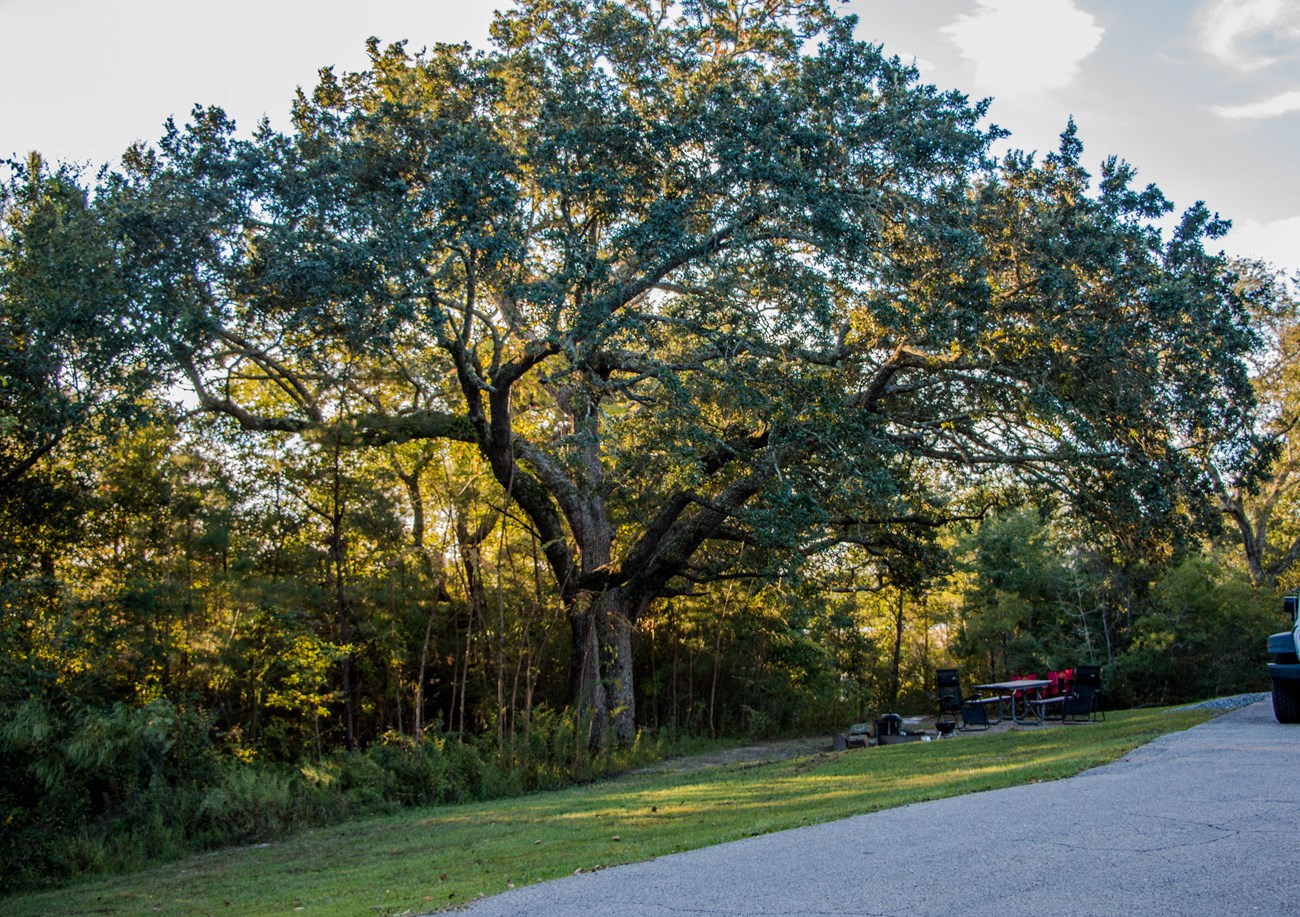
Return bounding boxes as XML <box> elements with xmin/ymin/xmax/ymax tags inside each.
<box><xmin>0</xmin><ymin>701</ymin><xmax>678</xmax><ymax>894</ymax></box>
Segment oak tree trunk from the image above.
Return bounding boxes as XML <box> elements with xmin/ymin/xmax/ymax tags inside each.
<box><xmin>569</xmin><ymin>587</ymin><xmax>637</xmax><ymax>748</ymax></box>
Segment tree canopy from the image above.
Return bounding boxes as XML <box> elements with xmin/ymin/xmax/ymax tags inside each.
<box><xmin>81</xmin><ymin>0</ymin><xmax>1260</xmax><ymax>746</ymax></box>
<box><xmin>0</xmin><ymin>156</ymin><xmax>154</xmax><ymax>500</ymax></box>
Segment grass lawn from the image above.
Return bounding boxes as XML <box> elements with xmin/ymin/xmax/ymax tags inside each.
<box><xmin>4</xmin><ymin>706</ymin><xmax>1214</xmax><ymax>916</ymax></box>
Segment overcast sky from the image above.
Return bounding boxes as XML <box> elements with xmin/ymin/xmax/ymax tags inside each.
<box><xmin>2</xmin><ymin>0</ymin><xmax>1297</xmax><ymax>273</ymax></box>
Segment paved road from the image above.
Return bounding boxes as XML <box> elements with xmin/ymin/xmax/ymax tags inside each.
<box><xmin>454</xmin><ymin>700</ymin><xmax>1300</xmax><ymax>916</ymax></box>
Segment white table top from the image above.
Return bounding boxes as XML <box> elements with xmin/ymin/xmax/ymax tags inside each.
<box><xmin>973</xmin><ymin>679</ymin><xmax>1050</xmax><ymax>691</ymax></box>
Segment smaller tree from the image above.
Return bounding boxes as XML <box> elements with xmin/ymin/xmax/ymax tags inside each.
<box><xmin>1114</xmin><ymin>551</ymin><xmax>1272</xmax><ymax>705</ymax></box>
<box><xmin>954</xmin><ymin>510</ymin><xmax>1065</xmax><ymax>677</ymax></box>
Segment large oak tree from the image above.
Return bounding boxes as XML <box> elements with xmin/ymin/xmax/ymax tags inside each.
<box><xmin>102</xmin><ymin>0</ymin><xmax>1258</xmax><ymax>746</ymax></box>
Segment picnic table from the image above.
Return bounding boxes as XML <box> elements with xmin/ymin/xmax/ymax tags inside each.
<box><xmin>972</xmin><ymin>679</ymin><xmax>1051</xmax><ymax>724</ymax></box>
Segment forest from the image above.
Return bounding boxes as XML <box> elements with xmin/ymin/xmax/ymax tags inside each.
<box><xmin>3</xmin><ymin>0</ymin><xmax>1299</xmax><ymax>892</ymax></box>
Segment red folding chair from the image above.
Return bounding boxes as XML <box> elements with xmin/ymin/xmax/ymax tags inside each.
<box><xmin>1012</xmin><ymin>674</ymin><xmax>1038</xmax><ymax>714</ymax></box>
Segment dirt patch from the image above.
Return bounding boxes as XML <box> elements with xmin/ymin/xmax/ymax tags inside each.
<box><xmin>629</xmin><ymin>714</ymin><xmax>1067</xmax><ymax>775</ymax></box>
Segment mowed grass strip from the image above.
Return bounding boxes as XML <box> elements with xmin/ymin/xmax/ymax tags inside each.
<box><xmin>5</xmin><ymin>707</ymin><xmax>1214</xmax><ymax>916</ymax></box>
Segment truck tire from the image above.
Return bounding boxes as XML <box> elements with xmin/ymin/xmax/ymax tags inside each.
<box><xmin>1272</xmin><ymin>679</ymin><xmax>1300</xmax><ymax>723</ymax></box>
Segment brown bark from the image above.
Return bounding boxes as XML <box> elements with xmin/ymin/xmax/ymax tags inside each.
<box><xmin>454</xmin><ymin>509</ymin><xmax>496</xmax><ymax>734</ymax></box>
<box><xmin>887</xmin><ymin>588</ymin><xmax>905</xmax><ymax>711</ymax></box>
<box><xmin>569</xmin><ymin>587</ymin><xmax>638</xmax><ymax>747</ymax></box>
<box><xmin>392</xmin><ymin>452</ymin><xmax>452</xmax><ymax>738</ymax></box>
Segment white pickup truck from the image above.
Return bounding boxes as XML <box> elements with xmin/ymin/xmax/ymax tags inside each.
<box><xmin>1269</xmin><ymin>595</ymin><xmax>1300</xmax><ymax>723</ymax></box>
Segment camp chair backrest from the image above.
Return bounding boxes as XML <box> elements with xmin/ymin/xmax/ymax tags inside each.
<box><xmin>1075</xmin><ymin>665</ymin><xmax>1102</xmax><ymax>689</ymax></box>
<box><xmin>937</xmin><ymin>669</ymin><xmax>963</xmax><ymax>710</ymax></box>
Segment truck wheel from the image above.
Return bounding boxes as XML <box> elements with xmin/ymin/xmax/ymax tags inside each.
<box><xmin>1272</xmin><ymin>680</ymin><xmax>1300</xmax><ymax>723</ymax></box>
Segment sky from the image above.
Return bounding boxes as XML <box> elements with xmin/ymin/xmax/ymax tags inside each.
<box><xmin>2</xmin><ymin>0</ymin><xmax>1297</xmax><ymax>273</ymax></box>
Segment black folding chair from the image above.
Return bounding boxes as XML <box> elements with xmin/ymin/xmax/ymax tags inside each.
<box><xmin>936</xmin><ymin>668</ymin><xmax>999</xmax><ymax>731</ymax></box>
<box><xmin>959</xmin><ymin>697</ymin><xmax>995</xmax><ymax>729</ymax></box>
<box><xmin>937</xmin><ymin>668</ymin><xmax>963</xmax><ymax>729</ymax></box>
<box><xmin>1062</xmin><ymin>665</ymin><xmax>1105</xmax><ymax>723</ymax></box>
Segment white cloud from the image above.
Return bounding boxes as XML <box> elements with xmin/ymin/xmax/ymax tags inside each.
<box><xmin>0</xmin><ymin>0</ymin><xmax>495</xmax><ymax>167</ymax></box>
<box><xmin>1196</xmin><ymin>0</ymin><xmax>1300</xmax><ymax>71</ymax></box>
<box><xmin>941</xmin><ymin>0</ymin><xmax>1103</xmax><ymax>101</ymax></box>
<box><xmin>1219</xmin><ymin>215</ymin><xmax>1300</xmax><ymax>273</ymax></box>
<box><xmin>1212</xmin><ymin>88</ymin><xmax>1300</xmax><ymax>117</ymax></box>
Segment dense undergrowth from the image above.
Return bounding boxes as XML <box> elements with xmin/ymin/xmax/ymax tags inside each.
<box><xmin>0</xmin><ymin>698</ymin><xmax>692</xmax><ymax>894</ymax></box>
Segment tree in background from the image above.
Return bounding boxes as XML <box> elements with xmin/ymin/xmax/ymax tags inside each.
<box><xmin>947</xmin><ymin>506</ymin><xmax>1273</xmax><ymax>705</ymax></box>
<box><xmin>1114</xmin><ymin>551</ymin><xmax>1272</xmax><ymax>705</ymax></box>
<box><xmin>0</xmin><ymin>156</ymin><xmax>156</xmax><ymax>505</ymax></box>
<box><xmin>1212</xmin><ymin>261</ymin><xmax>1300</xmax><ymax>588</ymax></box>
<box><xmin>953</xmin><ymin>509</ymin><xmax>1069</xmax><ymax>678</ymax></box>
<box><xmin>97</xmin><ymin>0</ymin><xmax>1260</xmax><ymax>746</ymax></box>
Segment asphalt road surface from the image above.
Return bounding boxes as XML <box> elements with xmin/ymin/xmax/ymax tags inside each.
<box><xmin>453</xmin><ymin>700</ymin><xmax>1300</xmax><ymax>916</ymax></box>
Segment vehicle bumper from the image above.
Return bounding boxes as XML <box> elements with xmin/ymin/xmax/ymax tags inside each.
<box><xmin>1268</xmin><ymin>662</ymin><xmax>1300</xmax><ymax>682</ymax></box>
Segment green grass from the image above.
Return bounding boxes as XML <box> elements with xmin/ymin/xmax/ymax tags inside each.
<box><xmin>4</xmin><ymin>707</ymin><xmax>1214</xmax><ymax>916</ymax></box>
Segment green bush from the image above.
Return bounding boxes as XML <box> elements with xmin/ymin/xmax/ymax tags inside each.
<box><xmin>1111</xmin><ymin>556</ymin><xmax>1274</xmax><ymax>706</ymax></box>
<box><xmin>0</xmin><ymin>698</ymin><xmax>681</xmax><ymax>894</ymax></box>
<box><xmin>365</xmin><ymin>731</ymin><xmax>450</xmax><ymax>804</ymax></box>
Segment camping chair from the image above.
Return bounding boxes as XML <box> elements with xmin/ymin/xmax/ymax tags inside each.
<box><xmin>1029</xmin><ymin>670</ymin><xmax>1070</xmax><ymax>720</ymax></box>
<box><xmin>959</xmin><ymin>697</ymin><xmax>995</xmax><ymax>729</ymax></box>
<box><xmin>1061</xmin><ymin>685</ymin><xmax>1101</xmax><ymax>722</ymax></box>
<box><xmin>936</xmin><ymin>668</ymin><xmax>963</xmax><ymax>729</ymax></box>
<box><xmin>936</xmin><ymin>668</ymin><xmax>1000</xmax><ymax>731</ymax></box>
<box><xmin>1013</xmin><ymin>672</ymin><xmax>1038</xmax><ymax>700</ymax></box>
<box><xmin>1062</xmin><ymin>666</ymin><xmax>1105</xmax><ymax>723</ymax></box>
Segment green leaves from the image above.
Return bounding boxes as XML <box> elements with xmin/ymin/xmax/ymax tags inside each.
<box><xmin>0</xmin><ymin>157</ymin><xmax>157</xmax><ymax>502</ymax></box>
<box><xmin>40</xmin><ymin>0</ymin><xmax>1260</xmax><ymax>743</ymax></box>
